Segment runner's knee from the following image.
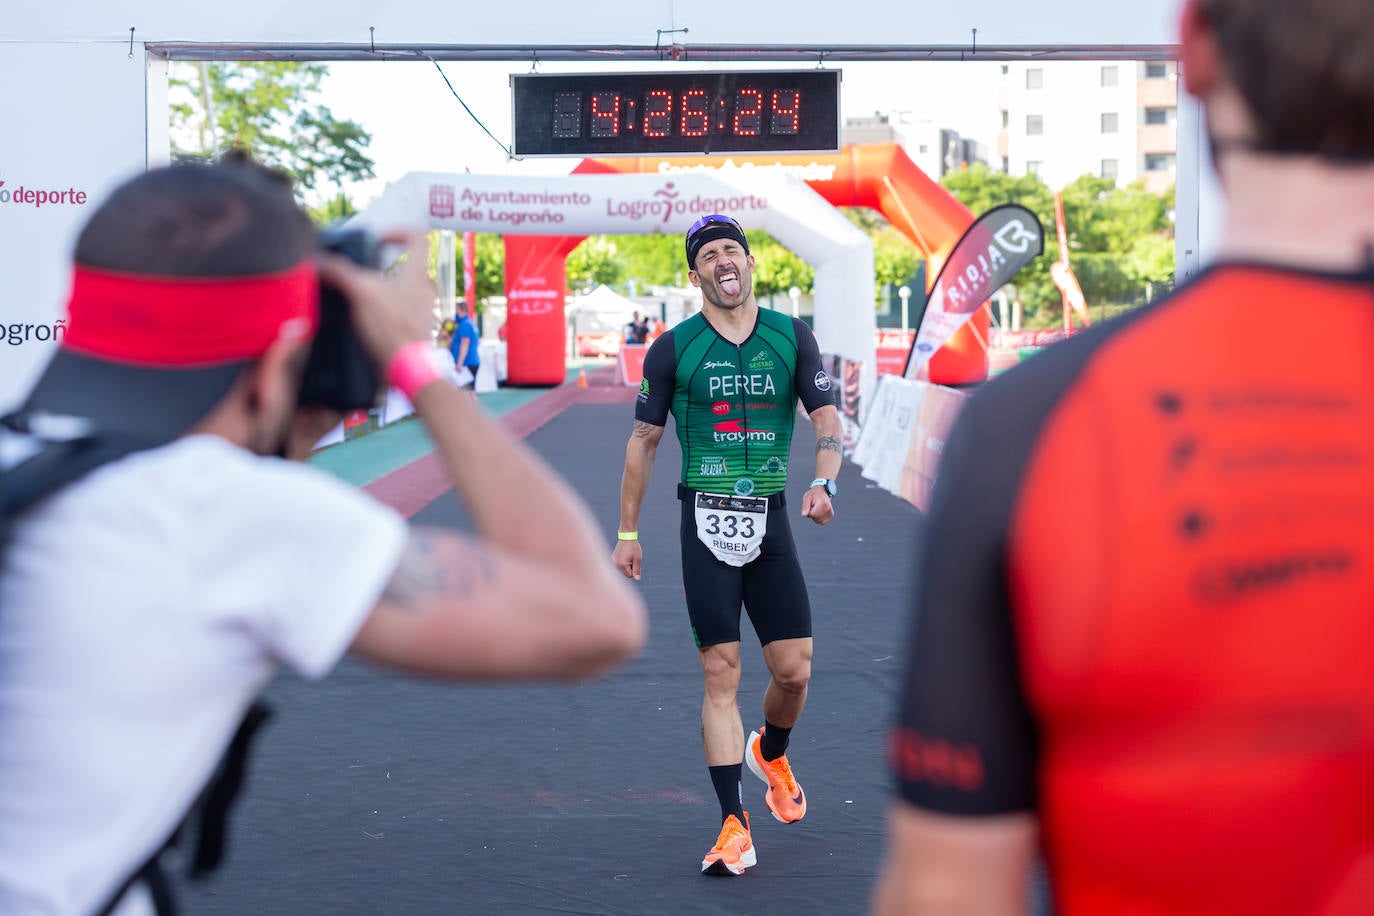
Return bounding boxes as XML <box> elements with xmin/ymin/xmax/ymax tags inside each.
<box><xmin>770</xmin><ymin>660</ymin><xmax>811</xmax><ymax>696</ymax></box>
<box><xmin>764</xmin><ymin>647</ymin><xmax>811</xmax><ymax>695</ymax></box>
<box><xmin>700</xmin><ymin>646</ymin><xmax>742</xmax><ymax>700</ymax></box>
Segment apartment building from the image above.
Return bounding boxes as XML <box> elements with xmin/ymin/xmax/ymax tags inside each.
<box><xmin>999</xmin><ymin>60</ymin><xmax>1178</xmax><ymax>194</ymax></box>
<box><xmin>841</xmin><ymin>114</ymin><xmax>987</xmax><ymax>179</ymax></box>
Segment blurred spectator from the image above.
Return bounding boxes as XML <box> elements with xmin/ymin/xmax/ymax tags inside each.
<box><xmin>876</xmin><ymin>0</ymin><xmax>1374</xmax><ymax>913</ymax></box>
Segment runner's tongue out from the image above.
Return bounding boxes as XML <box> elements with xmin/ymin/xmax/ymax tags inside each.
<box><xmin>717</xmin><ymin>269</ymin><xmax>741</xmax><ymax>298</ymax></box>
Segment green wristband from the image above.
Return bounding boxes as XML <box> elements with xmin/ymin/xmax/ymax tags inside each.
<box><xmin>617</xmin><ymin>531</ymin><xmax>639</xmax><ymax>541</ymax></box>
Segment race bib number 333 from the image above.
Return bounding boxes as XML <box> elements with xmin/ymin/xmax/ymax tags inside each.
<box><xmin>695</xmin><ymin>492</ymin><xmax>768</xmax><ymax>567</ymax></box>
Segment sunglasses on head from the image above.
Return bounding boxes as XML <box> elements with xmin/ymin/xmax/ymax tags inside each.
<box><xmin>685</xmin><ymin>214</ymin><xmax>744</xmax><ymax>239</ymax></box>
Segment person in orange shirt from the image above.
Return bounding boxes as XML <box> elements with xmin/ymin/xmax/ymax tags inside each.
<box><xmin>875</xmin><ymin>1</ymin><xmax>1374</xmax><ymax>913</ymax></box>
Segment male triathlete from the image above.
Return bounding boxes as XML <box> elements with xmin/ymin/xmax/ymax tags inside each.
<box><xmin>875</xmin><ymin>1</ymin><xmax>1374</xmax><ymax>913</ymax></box>
<box><xmin>612</xmin><ymin>214</ymin><xmax>842</xmax><ymax>876</ymax></box>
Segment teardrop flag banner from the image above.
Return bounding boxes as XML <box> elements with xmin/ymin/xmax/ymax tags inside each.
<box><xmin>904</xmin><ymin>204</ymin><xmax>1045</xmax><ymax>379</ymax></box>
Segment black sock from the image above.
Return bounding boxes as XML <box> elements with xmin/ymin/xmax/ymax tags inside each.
<box><xmin>760</xmin><ymin>721</ymin><xmax>792</xmax><ymax>761</ymax></box>
<box><xmin>709</xmin><ymin>764</ymin><xmax>745</xmax><ymax>823</ymax></box>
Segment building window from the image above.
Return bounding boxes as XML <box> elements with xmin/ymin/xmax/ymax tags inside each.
<box><xmin>1001</xmin><ymin>110</ymin><xmax>1009</xmax><ymax>128</ymax></box>
<box><xmin>1002</xmin><ymin>156</ymin><xmax>1010</xmax><ymax>173</ymax></box>
<box><xmin>1145</xmin><ymin>153</ymin><xmax>1176</xmax><ymax>171</ymax></box>
<box><xmin>1101</xmin><ymin>65</ymin><xmax>1118</xmax><ymax>87</ymax></box>
<box><xmin>1145</xmin><ymin>107</ymin><xmax>1173</xmax><ymax>126</ymax></box>
<box><xmin>1027</xmin><ymin>160</ymin><xmax>1043</xmax><ymax>176</ymax></box>
<box><xmin>1145</xmin><ymin>61</ymin><xmax>1168</xmax><ymax>79</ymax></box>
<box><xmin>1101</xmin><ymin>159</ymin><xmax>1119</xmax><ymax>179</ymax></box>
<box><xmin>1101</xmin><ymin>112</ymin><xmax>1119</xmax><ymax>134</ymax></box>
<box><xmin>1026</xmin><ymin>68</ymin><xmax>1044</xmax><ymax>90</ymax></box>
<box><xmin>1026</xmin><ymin>114</ymin><xmax>1044</xmax><ymax>136</ymax></box>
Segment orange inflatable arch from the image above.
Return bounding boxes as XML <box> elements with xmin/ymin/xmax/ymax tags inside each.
<box><xmin>503</xmin><ymin>142</ymin><xmax>989</xmax><ymax>386</ymax></box>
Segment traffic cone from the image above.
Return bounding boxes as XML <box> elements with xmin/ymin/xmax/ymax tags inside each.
<box><xmin>577</xmin><ymin>367</ymin><xmax>588</xmax><ymax>388</ymax></box>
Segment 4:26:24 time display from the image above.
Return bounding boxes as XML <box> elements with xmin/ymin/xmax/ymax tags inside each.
<box><xmin>552</xmin><ymin>87</ymin><xmax>803</xmax><ymax>140</ymax></box>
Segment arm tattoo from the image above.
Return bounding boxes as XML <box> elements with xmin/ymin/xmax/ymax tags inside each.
<box><xmin>380</xmin><ymin>530</ymin><xmax>498</xmax><ymax>611</ymax></box>
<box><xmin>816</xmin><ymin>435</ymin><xmax>842</xmax><ymax>456</ymax></box>
<box><xmin>632</xmin><ymin>420</ymin><xmax>657</xmax><ymax>439</ymax></box>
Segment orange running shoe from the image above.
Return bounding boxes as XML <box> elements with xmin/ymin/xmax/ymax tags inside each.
<box><xmin>700</xmin><ymin>812</ymin><xmax>756</xmax><ymax>876</ymax></box>
<box><xmin>746</xmin><ymin>728</ymin><xmax>807</xmax><ymax>824</ymax></box>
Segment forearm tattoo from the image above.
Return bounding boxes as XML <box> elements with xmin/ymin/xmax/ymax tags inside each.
<box><xmin>632</xmin><ymin>420</ymin><xmax>657</xmax><ymax>439</ymax></box>
<box><xmin>381</xmin><ymin>530</ymin><xmax>498</xmax><ymax>611</ymax></box>
<box><xmin>816</xmin><ymin>436</ymin><xmax>842</xmax><ymax>456</ymax></box>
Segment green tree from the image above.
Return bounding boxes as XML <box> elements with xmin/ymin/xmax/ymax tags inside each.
<box><xmin>872</xmin><ymin>227</ymin><xmax>922</xmax><ymax>303</ymax></box>
<box><xmin>940</xmin><ymin>163</ymin><xmax>1057</xmax><ymax>232</ymax></box>
<box><xmin>170</xmin><ymin>62</ymin><xmax>374</xmax><ymax>197</ymax></box>
<box><xmin>306</xmin><ymin>193</ymin><xmax>358</xmax><ymax>227</ymax></box>
<box><xmin>1060</xmin><ymin>175</ymin><xmax>1171</xmax><ymax>254</ymax></box>
<box><xmin>748</xmin><ymin>232</ymin><xmax>814</xmax><ymax>298</ymax></box>
<box><xmin>566</xmin><ymin>236</ymin><xmax>624</xmax><ymax>292</ymax></box>
<box><xmin>1123</xmin><ymin>233</ymin><xmax>1176</xmax><ymax>292</ymax></box>
<box><xmin>459</xmin><ymin>234</ymin><xmax>507</xmax><ymax>302</ymax></box>
<box><xmin>1058</xmin><ymin>175</ymin><xmax>1176</xmax><ymax>306</ymax></box>
<box><xmin>838</xmin><ymin>206</ymin><xmax>890</xmax><ymax>234</ymax></box>
<box><xmin>616</xmin><ymin>233</ymin><xmax>687</xmax><ymax>289</ymax></box>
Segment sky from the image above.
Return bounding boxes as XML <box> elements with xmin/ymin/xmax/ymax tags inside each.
<box><xmin>318</xmin><ymin>58</ymin><xmax>1009</xmax><ymax>207</ymax></box>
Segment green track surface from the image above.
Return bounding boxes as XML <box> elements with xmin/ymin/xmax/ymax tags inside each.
<box><xmin>306</xmin><ymin>364</ymin><xmax>596</xmax><ymax>487</ymax></box>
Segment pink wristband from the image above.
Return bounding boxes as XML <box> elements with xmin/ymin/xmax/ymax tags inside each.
<box><xmin>386</xmin><ymin>340</ymin><xmax>447</xmax><ymax>400</ymax></box>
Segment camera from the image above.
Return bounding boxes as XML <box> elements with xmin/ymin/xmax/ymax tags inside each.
<box><xmin>297</xmin><ymin>227</ymin><xmax>384</xmax><ymax>411</ymax></box>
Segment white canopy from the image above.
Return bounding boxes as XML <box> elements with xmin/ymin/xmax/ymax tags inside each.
<box><xmin>573</xmin><ymin>285</ymin><xmax>640</xmax><ymax>314</ymax></box>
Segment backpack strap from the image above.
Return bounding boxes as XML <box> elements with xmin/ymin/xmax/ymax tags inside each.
<box><xmin>92</xmin><ymin>701</ymin><xmax>273</xmax><ymax>916</ymax></box>
<box><xmin>1</xmin><ymin>410</ymin><xmax>153</xmax><ymax>520</ymax></box>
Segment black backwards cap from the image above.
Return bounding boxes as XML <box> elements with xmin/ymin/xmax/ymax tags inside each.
<box><xmin>684</xmin><ymin>214</ymin><xmax>750</xmax><ymax>270</ymax></box>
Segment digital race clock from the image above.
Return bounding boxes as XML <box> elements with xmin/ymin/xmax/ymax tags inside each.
<box><xmin>511</xmin><ymin>70</ymin><xmax>841</xmax><ymax>157</ymax></box>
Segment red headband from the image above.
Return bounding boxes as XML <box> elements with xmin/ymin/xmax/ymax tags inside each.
<box><xmin>62</xmin><ymin>261</ymin><xmax>320</xmax><ymax>366</ymax></box>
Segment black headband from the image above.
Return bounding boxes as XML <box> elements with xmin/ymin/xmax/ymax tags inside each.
<box><xmin>685</xmin><ymin>221</ymin><xmax>750</xmax><ymax>270</ymax></box>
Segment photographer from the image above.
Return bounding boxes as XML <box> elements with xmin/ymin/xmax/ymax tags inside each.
<box><xmin>0</xmin><ymin>159</ymin><xmax>646</xmax><ymax>915</ymax></box>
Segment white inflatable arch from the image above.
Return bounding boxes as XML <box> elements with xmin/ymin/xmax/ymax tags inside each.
<box><xmin>349</xmin><ymin>169</ymin><xmax>878</xmax><ymax>400</ymax></box>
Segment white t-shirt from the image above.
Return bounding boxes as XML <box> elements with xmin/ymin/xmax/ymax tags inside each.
<box><xmin>0</xmin><ymin>435</ymin><xmax>408</xmax><ymax>915</ymax></box>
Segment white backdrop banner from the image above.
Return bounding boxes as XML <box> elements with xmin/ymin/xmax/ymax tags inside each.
<box><xmin>0</xmin><ymin>43</ymin><xmax>152</xmax><ymax>411</ymax></box>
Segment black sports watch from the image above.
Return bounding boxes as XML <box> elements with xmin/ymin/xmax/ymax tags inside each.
<box><xmin>809</xmin><ymin>477</ymin><xmax>837</xmax><ymax>498</ymax></box>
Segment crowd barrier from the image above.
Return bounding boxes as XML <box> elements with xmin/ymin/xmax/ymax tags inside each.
<box><xmin>850</xmin><ymin>374</ymin><xmax>968</xmax><ymax>513</ymax></box>
<box><xmin>314</xmin><ymin>341</ymin><xmax>508</xmax><ymax>449</ymax></box>
<box><xmin>617</xmin><ymin>344</ymin><xmax>649</xmax><ymax>387</ymax></box>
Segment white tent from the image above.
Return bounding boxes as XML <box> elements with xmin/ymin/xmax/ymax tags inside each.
<box><xmin>572</xmin><ymin>284</ymin><xmax>640</xmax><ymax>318</ymax></box>
<box><xmin>569</xmin><ymin>284</ymin><xmax>641</xmax><ymax>356</ymax></box>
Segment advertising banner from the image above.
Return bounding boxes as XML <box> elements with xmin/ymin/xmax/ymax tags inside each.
<box><xmin>851</xmin><ymin>374</ymin><xmax>969</xmax><ymax>513</ymax></box>
<box><xmin>617</xmin><ymin>345</ymin><xmax>649</xmax><ymax>388</ymax></box>
<box><xmin>905</xmin><ymin>204</ymin><xmax>1044</xmax><ymax>379</ymax></box>
<box><xmin>462</xmin><ymin>231</ymin><xmax>477</xmax><ymax>311</ymax></box>
<box><xmin>502</xmin><ymin>235</ymin><xmax>569</xmax><ymax>385</ymax></box>
<box><xmin>850</xmin><ymin>375</ymin><xmax>896</xmax><ymax>471</ymax></box>
<box><xmin>0</xmin><ymin>43</ymin><xmax>151</xmax><ymax>411</ymax></box>
<box><xmin>901</xmin><ymin>384</ymin><xmax>968</xmax><ymax>512</ymax></box>
<box><xmin>858</xmin><ymin>376</ymin><xmax>926</xmax><ymax>496</ymax></box>
<box><xmin>822</xmin><ymin>354</ymin><xmax>865</xmax><ymax>452</ymax></box>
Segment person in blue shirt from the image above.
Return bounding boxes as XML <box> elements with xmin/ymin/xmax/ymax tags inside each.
<box><xmin>448</xmin><ymin>306</ymin><xmax>481</xmax><ymax>390</ymax></box>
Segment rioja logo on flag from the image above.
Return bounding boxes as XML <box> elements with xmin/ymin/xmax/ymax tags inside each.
<box><xmin>904</xmin><ymin>204</ymin><xmax>1044</xmax><ymax>379</ymax></box>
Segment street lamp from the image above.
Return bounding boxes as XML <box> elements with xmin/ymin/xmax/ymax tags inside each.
<box><xmin>898</xmin><ymin>285</ymin><xmax>912</xmax><ymax>336</ymax></box>
<box><xmin>788</xmin><ymin>286</ymin><xmax>801</xmax><ymax>319</ymax></box>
